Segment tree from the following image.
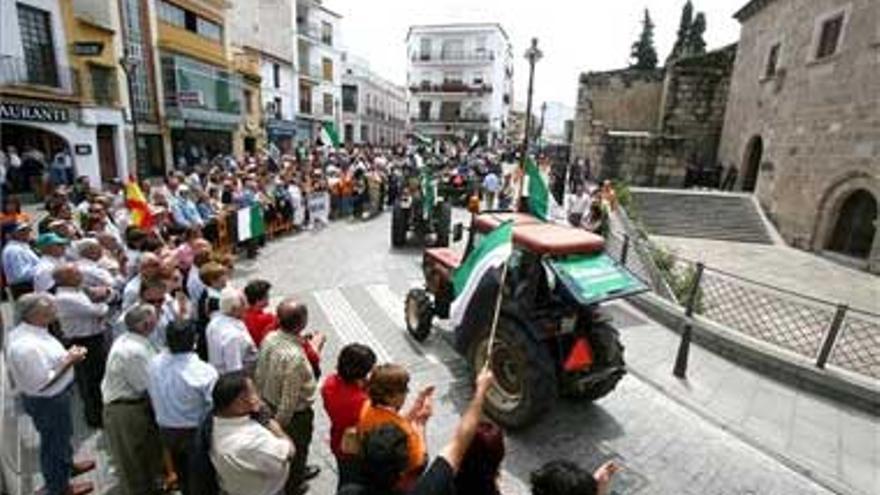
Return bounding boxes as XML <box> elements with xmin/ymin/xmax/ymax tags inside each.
<box><xmin>669</xmin><ymin>0</ymin><xmax>694</xmax><ymax>61</ymax></box>
<box><xmin>687</xmin><ymin>12</ymin><xmax>707</xmax><ymax>55</ymax></box>
<box><xmin>630</xmin><ymin>9</ymin><xmax>658</xmax><ymax>70</ymax></box>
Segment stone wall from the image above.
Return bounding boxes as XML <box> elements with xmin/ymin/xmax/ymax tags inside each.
<box><xmin>717</xmin><ymin>0</ymin><xmax>880</xmax><ymax>270</ymax></box>
<box><xmin>572</xmin><ymin>46</ymin><xmax>736</xmax><ymax>187</ymax></box>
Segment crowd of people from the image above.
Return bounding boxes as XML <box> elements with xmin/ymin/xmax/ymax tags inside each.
<box><xmin>2</xmin><ymin>142</ymin><xmax>620</xmax><ymax>495</ymax></box>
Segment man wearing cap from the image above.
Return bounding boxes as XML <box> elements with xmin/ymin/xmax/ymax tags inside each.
<box><xmin>33</xmin><ymin>232</ymin><xmax>71</xmax><ymax>293</ymax></box>
<box><xmin>2</xmin><ymin>221</ymin><xmax>40</xmax><ymax>298</ymax></box>
<box><xmin>53</xmin><ymin>263</ymin><xmax>110</xmax><ymax>427</ymax></box>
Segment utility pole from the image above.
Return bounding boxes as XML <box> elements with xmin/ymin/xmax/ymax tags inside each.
<box><xmin>119</xmin><ymin>54</ymin><xmax>140</xmax><ymax>179</ymax></box>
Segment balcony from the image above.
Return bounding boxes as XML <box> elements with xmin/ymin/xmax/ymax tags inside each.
<box><xmin>298</xmin><ymin>63</ymin><xmax>325</xmax><ymax>82</ymax></box>
<box><xmin>296</xmin><ymin>20</ymin><xmax>333</xmax><ymax>46</ymax></box>
<box><xmin>410</xmin><ymin>51</ymin><xmax>494</xmax><ymax>63</ymax></box>
<box><xmin>413</xmin><ymin>114</ymin><xmax>490</xmax><ymax>124</ymax></box>
<box><xmin>0</xmin><ymin>55</ymin><xmax>79</xmax><ymax>96</ymax></box>
<box><xmin>408</xmin><ymin>82</ymin><xmax>492</xmax><ymax>95</ymax></box>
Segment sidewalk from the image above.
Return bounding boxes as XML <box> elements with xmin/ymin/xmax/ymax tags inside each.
<box><xmin>654</xmin><ymin>235</ymin><xmax>879</xmax><ymax>313</ymax></box>
<box><xmin>607</xmin><ymin>300</ymin><xmax>879</xmax><ymax>495</ymax></box>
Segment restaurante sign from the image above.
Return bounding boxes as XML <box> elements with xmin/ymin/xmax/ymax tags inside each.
<box><xmin>0</xmin><ymin>102</ymin><xmax>70</xmax><ymax>123</ymax></box>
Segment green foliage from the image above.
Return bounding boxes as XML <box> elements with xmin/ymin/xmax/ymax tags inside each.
<box><xmin>611</xmin><ymin>180</ymin><xmax>633</xmax><ymax>212</ymax></box>
<box><xmin>669</xmin><ymin>0</ymin><xmax>694</xmax><ymax>61</ymax></box>
<box><xmin>688</xmin><ymin>13</ymin><xmax>707</xmax><ymax>55</ymax></box>
<box><xmin>668</xmin><ymin>1</ymin><xmax>707</xmax><ymax>61</ymax></box>
<box><xmin>630</xmin><ymin>9</ymin><xmax>658</xmax><ymax>70</ymax></box>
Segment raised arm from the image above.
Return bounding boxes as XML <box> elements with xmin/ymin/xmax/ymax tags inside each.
<box><xmin>437</xmin><ymin>368</ymin><xmax>494</xmax><ymax>472</ymax></box>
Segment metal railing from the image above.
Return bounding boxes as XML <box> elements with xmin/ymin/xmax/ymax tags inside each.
<box><xmin>411</xmin><ymin>51</ymin><xmax>494</xmax><ymax>62</ymax></box>
<box><xmin>409</xmin><ymin>82</ymin><xmax>492</xmax><ymax>95</ymax></box>
<box><xmin>413</xmin><ymin>114</ymin><xmax>490</xmax><ymax>124</ymax></box>
<box><xmin>605</xmin><ymin>216</ymin><xmax>880</xmax><ymax>381</ymax></box>
<box><xmin>0</xmin><ymin>55</ymin><xmax>79</xmax><ymax>95</ymax></box>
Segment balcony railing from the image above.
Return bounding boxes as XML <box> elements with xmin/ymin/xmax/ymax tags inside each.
<box><xmin>298</xmin><ymin>63</ymin><xmax>325</xmax><ymax>81</ymax></box>
<box><xmin>411</xmin><ymin>51</ymin><xmax>495</xmax><ymax>63</ymax></box>
<box><xmin>296</xmin><ymin>21</ymin><xmax>333</xmax><ymax>46</ymax></box>
<box><xmin>413</xmin><ymin>114</ymin><xmax>490</xmax><ymax>124</ymax></box>
<box><xmin>0</xmin><ymin>55</ymin><xmax>79</xmax><ymax>96</ymax></box>
<box><xmin>408</xmin><ymin>82</ymin><xmax>492</xmax><ymax>95</ymax></box>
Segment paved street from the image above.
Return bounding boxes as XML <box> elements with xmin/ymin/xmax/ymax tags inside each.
<box><xmin>2</xmin><ymin>210</ymin><xmax>870</xmax><ymax>494</ymax></box>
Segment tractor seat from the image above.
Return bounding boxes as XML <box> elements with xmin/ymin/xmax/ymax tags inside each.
<box><xmin>425</xmin><ymin>248</ymin><xmax>462</xmax><ymax>270</ymax></box>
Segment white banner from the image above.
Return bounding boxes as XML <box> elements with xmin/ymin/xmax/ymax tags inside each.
<box><xmin>236</xmin><ymin>207</ymin><xmax>252</xmax><ymax>242</ymax></box>
<box><xmin>308</xmin><ymin>192</ymin><xmax>330</xmax><ymax>224</ymax></box>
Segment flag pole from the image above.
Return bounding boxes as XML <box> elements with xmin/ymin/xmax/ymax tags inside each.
<box><xmin>483</xmin><ymin>261</ymin><xmax>509</xmax><ymax>372</ymax></box>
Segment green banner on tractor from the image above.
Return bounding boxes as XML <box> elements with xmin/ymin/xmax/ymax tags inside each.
<box><xmin>548</xmin><ymin>253</ymin><xmax>648</xmax><ymax>306</ymax></box>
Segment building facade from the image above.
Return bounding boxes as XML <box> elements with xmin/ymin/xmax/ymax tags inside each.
<box><xmin>1</xmin><ymin>0</ymin><xmax>131</xmax><ymax>189</ymax></box>
<box><xmin>341</xmin><ymin>53</ymin><xmax>406</xmax><ymax>146</ymax></box>
<box><xmin>718</xmin><ymin>0</ymin><xmax>880</xmax><ymax>271</ymax></box>
<box><xmin>406</xmin><ymin>23</ymin><xmax>513</xmax><ymax>145</ymax></box>
<box><xmin>295</xmin><ymin>0</ymin><xmax>341</xmax><ymax>143</ymax></box>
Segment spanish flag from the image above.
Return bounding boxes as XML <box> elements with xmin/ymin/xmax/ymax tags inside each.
<box><xmin>125</xmin><ymin>180</ymin><xmax>153</xmax><ymax>229</ymax></box>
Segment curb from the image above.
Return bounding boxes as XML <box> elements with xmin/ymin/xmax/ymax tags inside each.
<box><xmin>629</xmin><ymin>292</ymin><xmax>880</xmax><ymax>415</ymax></box>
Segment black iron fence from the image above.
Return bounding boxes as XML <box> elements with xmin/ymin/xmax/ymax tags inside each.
<box><xmin>605</xmin><ymin>214</ymin><xmax>880</xmax><ymax>381</ymax></box>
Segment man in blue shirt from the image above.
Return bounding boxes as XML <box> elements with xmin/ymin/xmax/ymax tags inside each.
<box><xmin>2</xmin><ymin>221</ymin><xmax>40</xmax><ymax>299</ymax></box>
<box><xmin>170</xmin><ymin>186</ymin><xmax>204</xmax><ymax>230</ymax></box>
<box><xmin>148</xmin><ymin>320</ymin><xmax>218</xmax><ymax>495</ymax></box>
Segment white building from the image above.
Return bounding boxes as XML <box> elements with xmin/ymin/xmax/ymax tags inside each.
<box><xmin>540</xmin><ymin>101</ymin><xmax>574</xmax><ymax>144</ymax></box>
<box><xmin>1</xmin><ymin>0</ymin><xmax>130</xmax><ymax>188</ymax></box>
<box><xmin>229</xmin><ymin>0</ymin><xmax>299</xmax><ymax>153</ymax></box>
<box><xmin>406</xmin><ymin>23</ymin><xmax>513</xmax><ymax>145</ymax></box>
<box><xmin>295</xmin><ymin>0</ymin><xmax>341</xmax><ymax>144</ymax></box>
<box><xmin>341</xmin><ymin>53</ymin><xmax>406</xmax><ymax>146</ymax></box>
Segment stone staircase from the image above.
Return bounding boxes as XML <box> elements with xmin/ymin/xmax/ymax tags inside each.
<box><xmin>630</xmin><ymin>188</ymin><xmax>774</xmax><ymax>244</ymax></box>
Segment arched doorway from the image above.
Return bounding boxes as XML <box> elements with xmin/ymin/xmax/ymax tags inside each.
<box><xmin>0</xmin><ymin>123</ymin><xmax>70</xmax><ymax>197</ymax></box>
<box><xmin>741</xmin><ymin>135</ymin><xmax>762</xmax><ymax>192</ymax></box>
<box><xmin>827</xmin><ymin>189</ymin><xmax>877</xmax><ymax>259</ymax></box>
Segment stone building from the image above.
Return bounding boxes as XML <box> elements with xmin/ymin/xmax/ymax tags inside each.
<box><xmin>341</xmin><ymin>53</ymin><xmax>406</xmax><ymax>146</ymax></box>
<box><xmin>718</xmin><ymin>0</ymin><xmax>879</xmax><ymax>271</ymax></box>
<box><xmin>572</xmin><ymin>44</ymin><xmax>736</xmax><ymax>186</ymax></box>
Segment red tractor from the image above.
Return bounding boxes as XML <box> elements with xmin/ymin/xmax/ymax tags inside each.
<box><xmin>405</xmin><ymin>212</ymin><xmax>646</xmax><ymax>428</ymax></box>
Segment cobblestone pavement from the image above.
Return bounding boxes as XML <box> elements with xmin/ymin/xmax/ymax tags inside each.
<box><xmin>1</xmin><ymin>212</ymin><xmax>851</xmax><ymax>494</ymax></box>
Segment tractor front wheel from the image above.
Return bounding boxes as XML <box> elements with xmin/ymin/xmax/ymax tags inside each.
<box><xmin>391</xmin><ymin>204</ymin><xmax>408</xmax><ymax>247</ymax></box>
<box><xmin>405</xmin><ymin>288</ymin><xmax>434</xmax><ymax>342</ymax></box>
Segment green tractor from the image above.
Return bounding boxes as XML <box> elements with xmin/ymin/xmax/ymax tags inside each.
<box><xmin>404</xmin><ymin>212</ymin><xmax>647</xmax><ymax>428</ymax></box>
<box><xmin>391</xmin><ymin>166</ymin><xmax>452</xmax><ymax>248</ymax></box>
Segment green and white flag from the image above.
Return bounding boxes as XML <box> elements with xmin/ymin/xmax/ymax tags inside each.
<box><xmin>320</xmin><ymin>121</ymin><xmax>341</xmax><ymax>149</ymax></box>
<box><xmin>237</xmin><ymin>205</ymin><xmax>266</xmax><ymax>241</ymax></box>
<box><xmin>421</xmin><ymin>169</ymin><xmax>435</xmax><ymax>219</ymax></box>
<box><xmin>525</xmin><ymin>156</ymin><xmax>563</xmax><ymax>222</ymax></box>
<box><xmin>450</xmin><ymin>221</ymin><xmax>514</xmax><ymax>327</ymax></box>
<box><xmin>412</xmin><ymin>132</ymin><xmax>433</xmax><ymax>146</ymax></box>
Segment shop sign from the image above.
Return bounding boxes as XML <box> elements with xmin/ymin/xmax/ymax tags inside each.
<box><xmin>73</xmin><ymin>41</ymin><xmax>104</xmax><ymax>56</ymax></box>
<box><xmin>74</xmin><ymin>144</ymin><xmax>92</xmax><ymax>156</ymax></box>
<box><xmin>178</xmin><ymin>90</ymin><xmax>205</xmax><ymax>107</ymax></box>
<box><xmin>0</xmin><ymin>102</ymin><xmax>69</xmax><ymax>123</ymax></box>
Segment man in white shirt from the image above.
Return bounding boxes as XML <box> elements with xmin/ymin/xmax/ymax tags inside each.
<box><xmin>122</xmin><ymin>252</ymin><xmax>162</xmax><ymax>311</ymax></box>
<box><xmin>1</xmin><ymin>221</ymin><xmax>40</xmax><ymax>298</ymax></box>
<box><xmin>210</xmin><ymin>372</ymin><xmax>294</xmax><ymax>495</ymax></box>
<box><xmin>33</xmin><ymin>233</ymin><xmax>71</xmax><ymax>293</ymax></box>
<box><xmin>53</xmin><ymin>264</ymin><xmax>110</xmax><ymax>427</ymax></box>
<box><xmin>101</xmin><ymin>303</ymin><xmax>163</xmax><ymax>495</ymax></box>
<box><xmin>5</xmin><ymin>293</ymin><xmax>95</xmax><ymax>495</ymax></box>
<box><xmin>206</xmin><ymin>287</ymin><xmax>257</xmax><ymax>374</ymax></box>
<box><xmin>75</xmin><ymin>238</ymin><xmax>120</xmax><ymax>296</ymax></box>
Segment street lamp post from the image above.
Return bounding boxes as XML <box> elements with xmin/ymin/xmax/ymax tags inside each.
<box><xmin>518</xmin><ymin>38</ymin><xmax>542</xmax><ymax>210</ymax></box>
<box><xmin>119</xmin><ymin>54</ymin><xmax>140</xmax><ymax>178</ymax></box>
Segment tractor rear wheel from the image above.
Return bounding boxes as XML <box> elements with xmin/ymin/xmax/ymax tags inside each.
<box><xmin>467</xmin><ymin>317</ymin><xmax>556</xmax><ymax>428</ymax></box>
<box><xmin>405</xmin><ymin>289</ymin><xmax>433</xmax><ymax>342</ymax></box>
<box><xmin>391</xmin><ymin>204</ymin><xmax>408</xmax><ymax>247</ymax></box>
<box><xmin>580</xmin><ymin>324</ymin><xmax>626</xmax><ymax>401</ymax></box>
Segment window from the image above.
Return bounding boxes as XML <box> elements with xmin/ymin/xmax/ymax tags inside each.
<box><xmin>273</xmin><ymin>96</ymin><xmax>282</xmax><ymax>118</ymax></box>
<box><xmin>158</xmin><ymin>1</ymin><xmax>185</xmax><ymax>27</ymax></box>
<box><xmin>17</xmin><ymin>4</ymin><xmax>58</xmax><ymax>87</ymax></box>
<box><xmin>503</xmin><ymin>93</ymin><xmax>511</xmax><ymax>105</ymax></box>
<box><xmin>196</xmin><ymin>17</ymin><xmax>222</xmax><ymax>42</ymax></box>
<box><xmin>360</xmin><ymin>125</ymin><xmax>368</xmax><ymax>142</ymax></box>
<box><xmin>440</xmin><ymin>101</ymin><xmax>461</xmax><ymax>121</ymax></box>
<box><xmin>419</xmin><ymin>38</ymin><xmax>432</xmax><ymax>60</ymax></box>
<box><xmin>90</xmin><ymin>65</ymin><xmax>116</xmax><ymax>105</ymax></box>
<box><xmin>342</xmin><ymin>84</ymin><xmax>357</xmax><ymax>113</ymax></box>
<box><xmin>321</xmin><ymin>21</ymin><xmax>333</xmax><ymax>45</ymax></box>
<box><xmin>344</xmin><ymin>124</ymin><xmax>354</xmax><ymax>143</ymax></box>
<box><xmin>323</xmin><ymin>93</ymin><xmax>333</xmax><ymax>115</ymax></box>
<box><xmin>441</xmin><ymin>39</ymin><xmax>464</xmax><ymax>60</ymax></box>
<box><xmin>443</xmin><ymin>71</ymin><xmax>462</xmax><ymax>84</ymax></box>
<box><xmin>322</xmin><ymin>58</ymin><xmax>333</xmax><ymax>81</ymax></box>
<box><xmin>764</xmin><ymin>43</ymin><xmax>781</xmax><ymax>78</ymax></box>
<box><xmin>273</xmin><ymin>63</ymin><xmax>281</xmax><ymax>88</ymax></box>
<box><xmin>243</xmin><ymin>89</ymin><xmax>253</xmax><ymax>114</ymax></box>
<box><xmin>816</xmin><ymin>14</ymin><xmax>844</xmax><ymax>59</ymax></box>
<box><xmin>473</xmin><ymin>73</ymin><xmax>484</xmax><ymax>85</ymax></box>
<box><xmin>418</xmin><ymin>101</ymin><xmax>431</xmax><ymax>121</ymax></box>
